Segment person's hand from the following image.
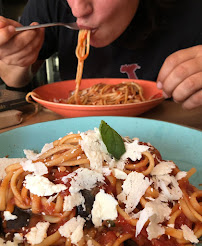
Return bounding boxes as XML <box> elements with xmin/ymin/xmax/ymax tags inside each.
<box><xmin>157</xmin><ymin>45</ymin><xmax>202</xmax><ymax>110</ymax></box>
<box><xmin>0</xmin><ymin>16</ymin><xmax>44</xmax><ymax>68</ymax></box>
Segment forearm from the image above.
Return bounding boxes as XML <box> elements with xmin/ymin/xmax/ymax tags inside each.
<box><xmin>0</xmin><ymin>60</ymin><xmax>44</xmax><ymax>88</ymax></box>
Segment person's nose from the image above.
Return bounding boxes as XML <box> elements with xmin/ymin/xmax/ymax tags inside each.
<box><xmin>68</xmin><ymin>0</ymin><xmax>93</xmax><ymax>18</ymax></box>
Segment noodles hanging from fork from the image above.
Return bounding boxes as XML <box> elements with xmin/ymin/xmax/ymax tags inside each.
<box><xmin>74</xmin><ymin>29</ymin><xmax>91</xmax><ymax>104</ymax></box>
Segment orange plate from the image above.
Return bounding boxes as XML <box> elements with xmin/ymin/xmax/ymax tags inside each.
<box><xmin>31</xmin><ymin>78</ymin><xmax>164</xmax><ymax>118</ymax></box>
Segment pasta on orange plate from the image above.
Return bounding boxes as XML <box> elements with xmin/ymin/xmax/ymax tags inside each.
<box><xmin>0</xmin><ymin>120</ymin><xmax>201</xmax><ymax>246</ymax></box>
<box><xmin>65</xmin><ymin>30</ymin><xmax>145</xmax><ymax>105</ymax></box>
<box><xmin>63</xmin><ymin>81</ymin><xmax>145</xmax><ymax>105</ymax></box>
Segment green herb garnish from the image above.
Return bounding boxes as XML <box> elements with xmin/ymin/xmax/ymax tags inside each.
<box><xmin>99</xmin><ymin>120</ymin><xmax>126</xmax><ymax>160</ymax></box>
<box><xmin>106</xmin><ymin>220</ymin><xmax>116</xmax><ymax>227</ymax></box>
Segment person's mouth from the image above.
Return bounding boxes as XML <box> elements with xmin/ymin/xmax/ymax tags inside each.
<box><xmin>77</xmin><ymin>23</ymin><xmax>97</xmax><ymax>34</ymax></box>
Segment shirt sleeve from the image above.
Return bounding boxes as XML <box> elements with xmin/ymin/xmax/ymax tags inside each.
<box><xmin>20</xmin><ymin>0</ymin><xmax>60</xmax><ymax>60</ymax></box>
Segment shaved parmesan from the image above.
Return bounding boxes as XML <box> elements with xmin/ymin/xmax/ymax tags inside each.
<box><xmin>181</xmin><ymin>225</ymin><xmax>199</xmax><ymax>243</ymax></box>
<box><xmin>63</xmin><ymin>168</ymin><xmax>105</xmax><ymax>194</ymax></box>
<box><xmin>112</xmin><ymin>168</ymin><xmax>128</xmax><ymax>180</ymax></box>
<box><xmin>155</xmin><ymin>175</ymin><xmax>183</xmax><ymax>201</ymax></box>
<box><xmin>3</xmin><ymin>211</ymin><xmax>17</xmax><ymax>221</ymax></box>
<box><xmin>146</xmin><ymin>221</ymin><xmax>165</xmax><ymax>240</ymax></box>
<box><xmin>24</xmin><ymin>142</ymin><xmax>53</xmax><ymax>161</ymax></box>
<box><xmin>175</xmin><ymin>171</ymin><xmax>187</xmax><ymax>180</ymax></box>
<box><xmin>25</xmin><ymin>222</ymin><xmax>49</xmax><ymax>245</ymax></box>
<box><xmin>23</xmin><ymin>149</ymin><xmax>38</xmax><ymax>160</ymax></box>
<box><xmin>102</xmin><ymin>167</ymin><xmax>111</xmax><ymax>176</ymax></box>
<box><xmin>63</xmin><ymin>193</ymin><xmax>85</xmax><ymax>212</ymax></box>
<box><xmin>59</xmin><ymin>216</ymin><xmax>85</xmax><ymax>245</ymax></box>
<box><xmin>121</xmin><ymin>140</ymin><xmax>149</xmax><ymax>162</ymax></box>
<box><xmin>151</xmin><ymin>161</ymin><xmax>175</xmax><ymax>176</ymax></box>
<box><xmin>117</xmin><ymin>171</ymin><xmax>151</xmax><ymax>213</ymax></box>
<box><xmin>24</xmin><ymin>174</ymin><xmax>66</xmax><ymax>196</ymax></box>
<box><xmin>20</xmin><ymin>159</ymin><xmax>48</xmax><ymax>176</ymax></box>
<box><xmin>40</xmin><ymin>142</ymin><xmax>54</xmax><ymax>154</ymax></box>
<box><xmin>80</xmin><ymin>128</ymin><xmax>111</xmax><ymax>171</ymax></box>
<box><xmin>135</xmin><ymin>196</ymin><xmax>171</xmax><ymax>237</ymax></box>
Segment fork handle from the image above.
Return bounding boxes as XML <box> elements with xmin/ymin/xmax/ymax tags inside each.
<box><xmin>15</xmin><ymin>23</ymin><xmax>65</xmax><ymax>32</ymax></box>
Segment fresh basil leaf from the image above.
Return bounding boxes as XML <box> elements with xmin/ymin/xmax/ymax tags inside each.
<box><xmin>99</xmin><ymin>120</ymin><xmax>126</xmax><ymax>160</ymax></box>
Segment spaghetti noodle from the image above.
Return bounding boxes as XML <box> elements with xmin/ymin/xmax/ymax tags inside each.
<box><xmin>0</xmin><ymin>123</ymin><xmax>201</xmax><ymax>245</ymax></box>
<box><xmin>64</xmin><ymin>81</ymin><xmax>145</xmax><ymax>105</ymax></box>
<box><xmin>68</xmin><ymin>29</ymin><xmax>145</xmax><ymax>105</ymax></box>
<box><xmin>74</xmin><ymin>29</ymin><xmax>91</xmax><ymax>104</ymax></box>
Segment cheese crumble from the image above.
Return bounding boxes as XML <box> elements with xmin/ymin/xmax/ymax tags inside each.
<box><xmin>58</xmin><ymin>216</ymin><xmax>85</xmax><ymax>245</ymax></box>
<box><xmin>91</xmin><ymin>189</ymin><xmax>118</xmax><ymax>227</ymax></box>
<box><xmin>63</xmin><ymin>168</ymin><xmax>105</xmax><ymax>194</ymax></box>
<box><xmin>25</xmin><ymin>222</ymin><xmax>50</xmax><ymax>245</ymax></box>
<box><xmin>24</xmin><ymin>174</ymin><xmax>67</xmax><ymax>196</ymax></box>
<box><xmin>118</xmin><ymin>171</ymin><xmax>152</xmax><ymax>213</ymax></box>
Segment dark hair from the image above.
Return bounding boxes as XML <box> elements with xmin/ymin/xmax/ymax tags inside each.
<box><xmin>113</xmin><ymin>0</ymin><xmax>179</xmax><ymax>49</ymax></box>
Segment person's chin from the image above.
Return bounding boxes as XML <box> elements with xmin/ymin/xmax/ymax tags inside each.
<box><xmin>90</xmin><ymin>37</ymin><xmax>113</xmax><ymax>48</ymax></box>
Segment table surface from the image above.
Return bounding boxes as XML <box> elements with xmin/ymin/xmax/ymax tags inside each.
<box><xmin>0</xmin><ymin>99</ymin><xmax>202</xmax><ymax>134</ymax></box>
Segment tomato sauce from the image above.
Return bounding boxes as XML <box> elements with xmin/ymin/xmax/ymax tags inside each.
<box><xmin>104</xmin><ymin>176</ymin><xmax>117</xmax><ymax>195</ymax></box>
<box><xmin>175</xmin><ymin>212</ymin><xmax>193</xmax><ymax>229</ymax></box>
<box><xmin>115</xmin><ymin>214</ymin><xmax>136</xmax><ymax>235</ymax></box>
<box><xmin>152</xmin><ymin>235</ymin><xmax>181</xmax><ymax>246</ymax></box>
<box><xmin>97</xmin><ymin>231</ymin><xmax>117</xmax><ymax>245</ymax></box>
<box><xmin>179</xmin><ymin>179</ymin><xmax>194</xmax><ymax>195</ymax></box>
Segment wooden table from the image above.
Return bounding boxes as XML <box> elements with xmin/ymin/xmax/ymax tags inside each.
<box><xmin>0</xmin><ymin>99</ymin><xmax>202</xmax><ymax>134</ymax></box>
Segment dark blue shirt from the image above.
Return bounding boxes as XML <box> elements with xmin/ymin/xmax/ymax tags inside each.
<box><xmin>20</xmin><ymin>0</ymin><xmax>202</xmax><ymax>82</ymax></box>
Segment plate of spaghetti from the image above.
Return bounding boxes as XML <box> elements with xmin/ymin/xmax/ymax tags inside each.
<box><xmin>0</xmin><ymin>116</ymin><xmax>201</xmax><ymax>246</ymax></box>
<box><xmin>27</xmin><ymin>29</ymin><xmax>163</xmax><ymax>117</ymax></box>
<box><xmin>27</xmin><ymin>78</ymin><xmax>164</xmax><ymax>118</ymax></box>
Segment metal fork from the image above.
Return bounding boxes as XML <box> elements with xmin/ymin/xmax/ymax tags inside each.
<box><xmin>15</xmin><ymin>22</ymin><xmax>79</xmax><ymax>32</ymax></box>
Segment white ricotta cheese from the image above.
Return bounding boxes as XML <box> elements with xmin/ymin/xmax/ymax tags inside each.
<box><xmin>91</xmin><ymin>189</ymin><xmax>118</xmax><ymax>227</ymax></box>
